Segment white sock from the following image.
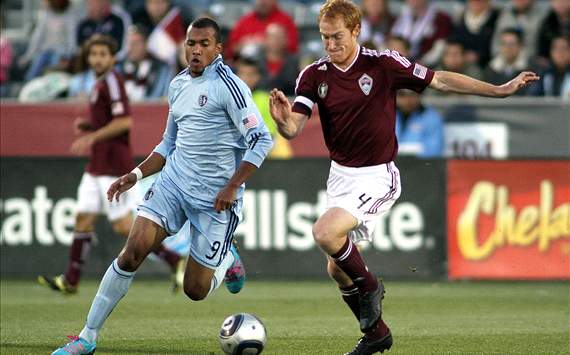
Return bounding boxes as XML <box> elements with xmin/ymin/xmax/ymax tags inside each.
<box><xmin>206</xmin><ymin>252</ymin><xmax>235</xmax><ymax>297</ymax></box>
<box><xmin>79</xmin><ymin>259</ymin><xmax>135</xmax><ymax>343</ymax></box>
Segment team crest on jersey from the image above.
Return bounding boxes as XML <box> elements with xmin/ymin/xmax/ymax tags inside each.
<box><xmin>318</xmin><ymin>82</ymin><xmax>328</xmax><ymax>98</ymax></box>
<box><xmin>198</xmin><ymin>94</ymin><xmax>208</xmax><ymax>107</ymax></box>
<box><xmin>358</xmin><ymin>74</ymin><xmax>373</xmax><ymax>96</ymax></box>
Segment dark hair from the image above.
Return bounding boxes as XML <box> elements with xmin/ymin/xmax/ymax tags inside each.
<box><xmin>501</xmin><ymin>27</ymin><xmax>523</xmax><ymax>44</ymax></box>
<box><xmin>388</xmin><ymin>35</ymin><xmax>411</xmax><ymax>51</ymax></box>
<box><xmin>190</xmin><ymin>17</ymin><xmax>222</xmax><ymax>43</ymax></box>
<box><xmin>445</xmin><ymin>38</ymin><xmax>465</xmax><ymax>51</ymax></box>
<box><xmin>85</xmin><ymin>34</ymin><xmax>118</xmax><ymax>55</ymax></box>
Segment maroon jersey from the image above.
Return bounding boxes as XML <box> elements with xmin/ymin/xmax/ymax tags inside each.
<box><xmin>292</xmin><ymin>46</ymin><xmax>434</xmax><ymax>167</ymax></box>
<box><xmin>86</xmin><ymin>69</ymin><xmax>135</xmax><ymax>176</ymax></box>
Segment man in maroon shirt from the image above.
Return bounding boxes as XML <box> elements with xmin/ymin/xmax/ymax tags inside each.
<box><xmin>269</xmin><ymin>1</ymin><xmax>539</xmax><ymax>354</ymax></box>
<box><xmin>39</xmin><ymin>35</ymin><xmax>182</xmax><ymax>295</ymax></box>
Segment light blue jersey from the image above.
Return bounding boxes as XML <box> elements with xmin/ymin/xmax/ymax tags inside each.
<box><xmin>153</xmin><ymin>55</ymin><xmax>273</xmax><ymax>205</ymax></box>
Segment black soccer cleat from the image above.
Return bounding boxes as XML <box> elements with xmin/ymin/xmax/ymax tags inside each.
<box><xmin>359</xmin><ymin>280</ymin><xmax>385</xmax><ymax>332</ymax></box>
<box><xmin>344</xmin><ymin>331</ymin><xmax>393</xmax><ymax>355</ymax></box>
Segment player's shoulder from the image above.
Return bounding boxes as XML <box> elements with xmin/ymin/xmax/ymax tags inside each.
<box><xmin>169</xmin><ymin>68</ymin><xmax>189</xmax><ymax>89</ymax></box>
<box><xmin>297</xmin><ymin>55</ymin><xmax>331</xmax><ymax>81</ymax></box>
<box><xmin>360</xmin><ymin>47</ymin><xmax>412</xmax><ymax>68</ymax></box>
<box><xmin>102</xmin><ymin>70</ymin><xmax>126</xmax><ymax>99</ymax></box>
<box><xmin>213</xmin><ymin>61</ymin><xmax>250</xmax><ymax>107</ymax></box>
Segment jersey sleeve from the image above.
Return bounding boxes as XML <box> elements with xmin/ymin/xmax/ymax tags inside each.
<box><xmin>292</xmin><ymin>64</ymin><xmax>317</xmax><ymax>117</ymax></box>
<box><xmin>380</xmin><ymin>50</ymin><xmax>435</xmax><ymax>92</ymax></box>
<box><xmin>105</xmin><ymin>73</ymin><xmax>131</xmax><ymax>118</ymax></box>
<box><xmin>219</xmin><ymin>70</ymin><xmax>273</xmax><ymax>168</ymax></box>
<box><xmin>153</xmin><ymin>82</ymin><xmax>178</xmax><ymax>158</ymax></box>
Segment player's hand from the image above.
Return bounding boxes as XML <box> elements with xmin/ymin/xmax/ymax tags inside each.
<box><xmin>70</xmin><ymin>134</ymin><xmax>95</xmax><ymax>156</ymax></box>
<box><xmin>269</xmin><ymin>89</ymin><xmax>292</xmax><ymax>125</ymax></box>
<box><xmin>107</xmin><ymin>173</ymin><xmax>137</xmax><ymax>202</ymax></box>
<box><xmin>498</xmin><ymin>71</ymin><xmax>540</xmax><ymax>97</ymax></box>
<box><xmin>214</xmin><ymin>185</ymin><xmax>238</xmax><ymax>213</ymax></box>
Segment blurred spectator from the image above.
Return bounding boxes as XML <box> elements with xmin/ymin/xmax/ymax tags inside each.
<box><xmin>484</xmin><ymin>28</ymin><xmax>530</xmax><ymax>95</ymax></box>
<box><xmin>529</xmin><ymin>36</ymin><xmax>570</xmax><ymax>97</ymax></box>
<box><xmin>226</xmin><ymin>0</ymin><xmax>299</xmax><ymax>61</ymax></box>
<box><xmin>236</xmin><ymin>57</ymin><xmax>292</xmax><ymax>158</ymax></box>
<box><xmin>77</xmin><ymin>0</ymin><xmax>131</xmax><ymax>60</ymax></box>
<box><xmin>256</xmin><ymin>23</ymin><xmax>299</xmax><ymax>96</ymax></box>
<box><xmin>0</xmin><ymin>33</ymin><xmax>13</xmax><ymax>97</ymax></box>
<box><xmin>491</xmin><ymin>0</ymin><xmax>547</xmax><ymax>59</ymax></box>
<box><xmin>438</xmin><ymin>40</ymin><xmax>483</xmax><ymax>78</ymax></box>
<box><xmin>131</xmin><ymin>0</ymin><xmax>192</xmax><ymax>64</ymax></box>
<box><xmin>117</xmin><ymin>25</ymin><xmax>173</xmax><ymax>101</ymax></box>
<box><xmin>18</xmin><ymin>0</ymin><xmax>78</xmax><ymax>81</ymax></box>
<box><xmin>454</xmin><ymin>0</ymin><xmax>500</xmax><ymax>68</ymax></box>
<box><xmin>536</xmin><ymin>0</ymin><xmax>570</xmax><ymax>63</ymax></box>
<box><xmin>359</xmin><ymin>0</ymin><xmax>395</xmax><ymax>50</ymax></box>
<box><xmin>385</xmin><ymin>35</ymin><xmax>411</xmax><ymax>57</ymax></box>
<box><xmin>396</xmin><ymin>89</ymin><xmax>444</xmax><ymax>158</ymax></box>
<box><xmin>391</xmin><ymin>0</ymin><xmax>453</xmax><ymax>66</ymax></box>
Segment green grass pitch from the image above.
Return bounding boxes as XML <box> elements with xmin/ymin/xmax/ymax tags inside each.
<box><xmin>1</xmin><ymin>280</ymin><xmax>569</xmax><ymax>354</ymax></box>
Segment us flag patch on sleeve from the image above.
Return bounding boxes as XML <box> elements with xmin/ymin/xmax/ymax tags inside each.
<box><xmin>242</xmin><ymin>114</ymin><xmax>258</xmax><ymax>129</ymax></box>
<box><xmin>413</xmin><ymin>63</ymin><xmax>427</xmax><ymax>79</ymax></box>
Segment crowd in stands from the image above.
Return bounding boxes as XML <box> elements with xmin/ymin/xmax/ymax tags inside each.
<box><xmin>0</xmin><ymin>0</ymin><xmax>568</xmax><ymax>157</ymax></box>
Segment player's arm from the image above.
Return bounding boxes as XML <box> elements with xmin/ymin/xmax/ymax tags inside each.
<box><xmin>107</xmin><ymin>112</ymin><xmax>177</xmax><ymax>202</ymax></box>
<box><xmin>429</xmin><ymin>70</ymin><xmax>540</xmax><ymax>98</ymax></box>
<box><xmin>70</xmin><ymin>116</ymin><xmax>132</xmax><ymax>155</ymax></box>
<box><xmin>90</xmin><ymin>116</ymin><xmax>132</xmax><ymax>141</ymax></box>
<box><xmin>269</xmin><ymin>89</ymin><xmax>309</xmax><ymax>139</ymax></box>
<box><xmin>216</xmin><ymin>77</ymin><xmax>274</xmax><ymax>212</ymax></box>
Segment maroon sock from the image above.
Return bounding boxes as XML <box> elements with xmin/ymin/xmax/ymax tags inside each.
<box><xmin>152</xmin><ymin>244</ymin><xmax>180</xmax><ymax>270</ymax></box>
<box><xmin>366</xmin><ymin>318</ymin><xmax>390</xmax><ymax>340</ymax></box>
<box><xmin>340</xmin><ymin>285</ymin><xmax>360</xmax><ymax>320</ymax></box>
<box><xmin>64</xmin><ymin>232</ymin><xmax>94</xmax><ymax>286</ymax></box>
<box><xmin>331</xmin><ymin>238</ymin><xmax>378</xmax><ymax>294</ymax></box>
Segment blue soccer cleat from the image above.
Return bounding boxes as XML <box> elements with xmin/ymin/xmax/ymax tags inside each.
<box><xmin>52</xmin><ymin>335</ymin><xmax>96</xmax><ymax>355</ymax></box>
<box><xmin>224</xmin><ymin>242</ymin><xmax>246</xmax><ymax>294</ymax></box>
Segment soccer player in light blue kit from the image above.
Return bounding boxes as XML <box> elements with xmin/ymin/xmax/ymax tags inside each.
<box><xmin>53</xmin><ymin>18</ymin><xmax>273</xmax><ymax>355</ymax></box>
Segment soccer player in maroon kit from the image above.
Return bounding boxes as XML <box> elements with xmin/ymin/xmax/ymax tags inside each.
<box><xmin>269</xmin><ymin>1</ymin><xmax>539</xmax><ymax>354</ymax></box>
<box><xmin>39</xmin><ymin>34</ymin><xmax>182</xmax><ymax>294</ymax></box>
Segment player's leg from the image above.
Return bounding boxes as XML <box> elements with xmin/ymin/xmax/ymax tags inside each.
<box><xmin>39</xmin><ymin>173</ymin><xmax>100</xmax><ymax>294</ymax></box>
<box><xmin>313</xmin><ymin>208</ymin><xmax>381</xmax><ymax>332</ymax></box>
<box><xmin>327</xmin><ymin>256</ymin><xmax>360</xmax><ymax>320</ymax></box>
<box><xmin>182</xmin><ymin>206</ymin><xmax>242</xmax><ymax>300</ymax></box>
<box><xmin>105</xmin><ymin>177</ymin><xmax>184</xmax><ymax>289</ymax></box>
<box><xmin>52</xmin><ymin>215</ymin><xmax>169</xmax><ymax>355</ymax></box>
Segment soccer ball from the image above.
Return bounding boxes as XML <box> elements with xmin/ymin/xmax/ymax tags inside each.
<box><xmin>218</xmin><ymin>313</ymin><xmax>267</xmax><ymax>355</ymax></box>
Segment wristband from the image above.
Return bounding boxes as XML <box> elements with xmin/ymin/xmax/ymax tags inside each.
<box><xmin>131</xmin><ymin>167</ymin><xmax>143</xmax><ymax>181</ymax></box>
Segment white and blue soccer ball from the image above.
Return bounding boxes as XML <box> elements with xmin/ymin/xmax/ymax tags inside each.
<box><xmin>218</xmin><ymin>313</ymin><xmax>267</xmax><ymax>355</ymax></box>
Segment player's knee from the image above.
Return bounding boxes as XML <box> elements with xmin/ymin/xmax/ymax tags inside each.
<box><xmin>75</xmin><ymin>213</ymin><xmax>95</xmax><ymax>232</ymax></box>
<box><xmin>183</xmin><ymin>282</ymin><xmax>209</xmax><ymax>301</ymax></box>
<box><xmin>312</xmin><ymin>223</ymin><xmax>332</xmax><ymax>246</ymax></box>
<box><xmin>117</xmin><ymin>247</ymin><xmax>144</xmax><ymax>272</ymax></box>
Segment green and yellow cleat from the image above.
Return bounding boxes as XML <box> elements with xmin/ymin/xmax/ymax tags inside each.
<box><xmin>38</xmin><ymin>274</ymin><xmax>77</xmax><ymax>295</ymax></box>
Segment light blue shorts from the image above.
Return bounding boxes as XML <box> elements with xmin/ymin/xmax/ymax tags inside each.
<box><xmin>138</xmin><ymin>173</ymin><xmax>242</xmax><ymax>269</ymax></box>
